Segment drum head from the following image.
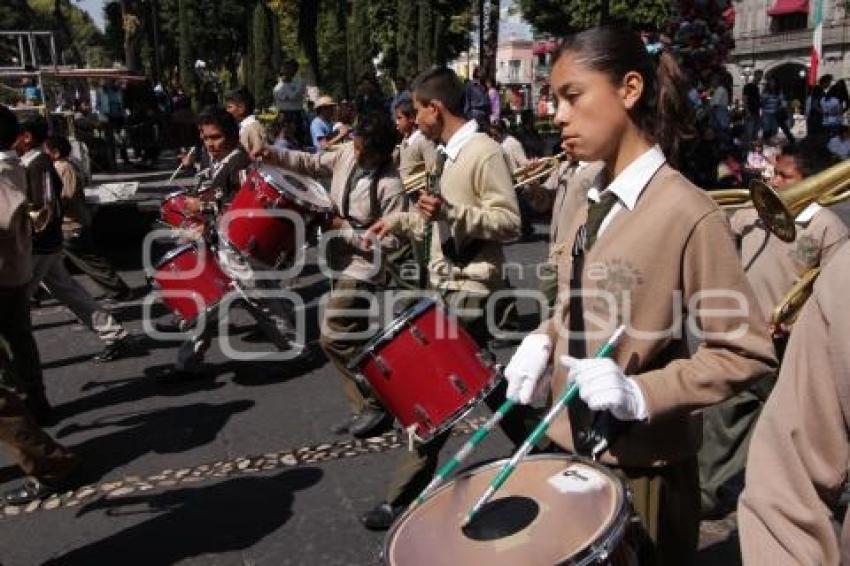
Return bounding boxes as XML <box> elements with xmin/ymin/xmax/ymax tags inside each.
<box><xmin>385</xmin><ymin>455</ymin><xmax>629</xmax><ymax>566</ymax></box>
<box><xmin>258</xmin><ymin>164</ymin><xmax>332</xmax><ymax>213</ymax></box>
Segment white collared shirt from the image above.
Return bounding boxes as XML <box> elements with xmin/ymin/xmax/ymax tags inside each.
<box><xmin>440</xmin><ymin>120</ymin><xmax>478</xmax><ymax>162</ymax></box>
<box><xmin>404</xmin><ymin>128</ymin><xmax>423</xmax><ymax>148</ymax></box>
<box><xmin>795</xmin><ymin>202</ymin><xmax>822</xmax><ymax>225</ymax></box>
<box><xmin>0</xmin><ymin>150</ymin><xmax>18</xmax><ymax>163</ymax></box>
<box><xmin>21</xmin><ymin>148</ymin><xmax>41</xmax><ymax>167</ymax></box>
<box><xmin>240</xmin><ymin>115</ymin><xmax>258</xmax><ymax>132</ymax></box>
<box><xmin>587</xmin><ymin>145</ymin><xmax>666</xmax><ymax>236</ymax></box>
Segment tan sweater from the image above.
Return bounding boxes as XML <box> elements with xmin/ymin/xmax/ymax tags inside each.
<box><xmin>0</xmin><ymin>154</ymin><xmax>32</xmax><ymax>287</ymax></box>
<box><xmin>397</xmin><ymin>130</ymin><xmax>437</xmax><ymax>179</ymax></box>
<box><xmin>54</xmin><ymin>159</ymin><xmax>92</xmax><ymax>233</ymax></box>
<box><xmin>547</xmin><ymin>161</ymin><xmax>605</xmax><ymax>255</ymax></box>
<box><xmin>738</xmin><ymin>241</ymin><xmax>850</xmax><ymax>566</ymax></box>
<box><xmin>730</xmin><ymin>206</ymin><xmax>848</xmax><ymax>321</ymax></box>
<box><xmin>383</xmin><ymin>133</ymin><xmax>521</xmax><ymax>294</ymax></box>
<box><xmin>501</xmin><ymin>135</ymin><xmax>529</xmax><ymax>172</ymax></box>
<box><xmin>538</xmin><ymin>164</ymin><xmax>777</xmax><ymax>467</ymax></box>
<box><xmin>239</xmin><ymin>118</ymin><xmax>268</xmax><ymax>156</ymax></box>
<box><xmin>267</xmin><ymin>144</ymin><xmax>406</xmax><ymax>283</ymax></box>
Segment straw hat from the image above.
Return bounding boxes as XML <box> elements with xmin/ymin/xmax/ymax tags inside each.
<box><xmin>315</xmin><ymin>95</ymin><xmax>337</xmax><ymax>109</ymax></box>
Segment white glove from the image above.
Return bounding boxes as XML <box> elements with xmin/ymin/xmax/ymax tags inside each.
<box><xmin>505</xmin><ymin>334</ymin><xmax>552</xmax><ymax>404</ymax></box>
<box><xmin>561</xmin><ymin>356</ymin><xmax>648</xmax><ymax>421</ymax></box>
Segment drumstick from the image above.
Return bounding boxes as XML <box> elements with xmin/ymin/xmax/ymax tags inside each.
<box><xmin>169</xmin><ymin>147</ymin><xmax>197</xmax><ymax>182</ymax></box>
<box><xmin>412</xmin><ymin>395</ymin><xmax>515</xmax><ymax>508</ymax></box>
<box><xmin>462</xmin><ymin>325</ymin><xmax>626</xmax><ymax>527</ymax></box>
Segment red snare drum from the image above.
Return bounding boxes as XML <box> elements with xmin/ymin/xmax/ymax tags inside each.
<box><xmin>218</xmin><ymin>164</ymin><xmax>331</xmax><ymax>267</ymax></box>
<box><xmin>348</xmin><ymin>299</ymin><xmax>500</xmax><ymax>444</ymax></box>
<box><xmin>160</xmin><ymin>189</ymin><xmax>207</xmax><ymax>231</ymax></box>
<box><xmin>153</xmin><ymin>243</ymin><xmax>233</xmax><ymax>324</ymax></box>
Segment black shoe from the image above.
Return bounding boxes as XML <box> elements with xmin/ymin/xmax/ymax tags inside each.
<box><xmin>330</xmin><ymin>413</ymin><xmax>358</xmax><ymax>435</ymax></box>
<box><xmin>3</xmin><ymin>477</ymin><xmax>63</xmax><ymax>506</ymax></box>
<box><xmin>350</xmin><ymin>407</ymin><xmax>392</xmax><ymax>439</ymax></box>
<box><xmin>360</xmin><ymin>502</ymin><xmax>404</xmax><ymax>531</ymax></box>
<box><xmin>92</xmin><ymin>335</ymin><xmax>137</xmax><ymax>363</ymax></box>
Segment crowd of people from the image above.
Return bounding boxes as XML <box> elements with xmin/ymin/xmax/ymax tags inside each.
<box><xmin>3</xmin><ymin>23</ymin><xmax>850</xmax><ymax>564</ymax></box>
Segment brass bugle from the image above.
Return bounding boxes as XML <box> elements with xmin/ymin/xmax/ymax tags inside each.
<box><xmin>771</xmin><ymin>266</ymin><xmax>821</xmax><ymax>327</ymax></box>
<box><xmin>710</xmin><ymin>188</ymin><xmax>752</xmax><ymax>209</ymax></box>
<box><xmin>751</xmin><ymin>159</ymin><xmax>850</xmax><ymax>242</ymax></box>
<box><xmin>513</xmin><ymin>152</ymin><xmax>566</xmax><ymax>190</ymax></box>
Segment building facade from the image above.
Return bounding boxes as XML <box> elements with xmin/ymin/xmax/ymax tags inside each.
<box><xmin>730</xmin><ymin>0</ymin><xmax>850</xmax><ymax>103</ymax></box>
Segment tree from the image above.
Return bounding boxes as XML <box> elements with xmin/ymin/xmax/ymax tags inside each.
<box><xmin>253</xmin><ymin>1</ymin><xmax>276</xmax><ymax>109</ymax></box>
<box><xmin>515</xmin><ymin>0</ymin><xmax>670</xmax><ymax>35</ymax></box>
<box><xmin>121</xmin><ymin>0</ymin><xmax>143</xmax><ymax>72</ymax></box>
<box><xmin>348</xmin><ymin>0</ymin><xmax>373</xmax><ymax>87</ymax></box>
<box><xmin>395</xmin><ymin>0</ymin><xmax>417</xmax><ymax>81</ymax></box>
<box><xmin>480</xmin><ymin>0</ymin><xmax>499</xmax><ymax>81</ymax></box>
<box><xmin>417</xmin><ymin>0</ymin><xmax>433</xmax><ymax>71</ymax></box>
<box><xmin>177</xmin><ymin>0</ymin><xmax>195</xmax><ymax>97</ymax></box>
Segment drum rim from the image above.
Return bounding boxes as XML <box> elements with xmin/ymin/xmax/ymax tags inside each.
<box><xmin>411</xmin><ymin>372</ymin><xmax>502</xmax><ymax>444</ymax></box>
<box><xmin>257</xmin><ymin>164</ymin><xmax>333</xmax><ymax>213</ymax></box>
<box><xmin>154</xmin><ymin>242</ymin><xmax>199</xmax><ymax>268</ymax></box>
<box><xmin>163</xmin><ymin>188</ymin><xmax>188</xmax><ymax>200</ymax></box>
<box><xmin>346</xmin><ymin>298</ymin><xmax>436</xmax><ymax>371</ymax></box>
<box><xmin>382</xmin><ymin>454</ymin><xmax>633</xmax><ymax>566</ymax></box>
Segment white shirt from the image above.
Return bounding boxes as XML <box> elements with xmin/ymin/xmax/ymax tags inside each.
<box><xmin>795</xmin><ymin>202</ymin><xmax>822</xmax><ymax>225</ymax></box>
<box><xmin>239</xmin><ymin>115</ymin><xmax>258</xmax><ymax>132</ymax></box>
<box><xmin>21</xmin><ymin>148</ymin><xmax>41</xmax><ymax>167</ymax></box>
<box><xmin>440</xmin><ymin>120</ymin><xmax>479</xmax><ymax>162</ymax></box>
<box><xmin>272</xmin><ymin>78</ymin><xmax>306</xmax><ymax>112</ymax></box>
<box><xmin>0</xmin><ymin>150</ymin><xmax>19</xmax><ymax>163</ymax></box>
<box><xmin>586</xmin><ymin>144</ymin><xmax>666</xmax><ymax>237</ymax></box>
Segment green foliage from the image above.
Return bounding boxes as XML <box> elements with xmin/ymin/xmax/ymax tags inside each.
<box><xmin>395</xmin><ymin>0</ymin><xmax>418</xmax><ymax>81</ymax></box>
<box><xmin>253</xmin><ymin>1</ymin><xmax>276</xmax><ymax>109</ymax></box>
<box><xmin>516</xmin><ymin>0</ymin><xmax>670</xmax><ymax>35</ymax></box>
<box><xmin>348</xmin><ymin>0</ymin><xmax>373</xmax><ymax>86</ymax></box>
<box><xmin>315</xmin><ymin>0</ymin><xmax>349</xmax><ymax>98</ymax></box>
<box><xmin>177</xmin><ymin>0</ymin><xmax>195</xmax><ymax>95</ymax></box>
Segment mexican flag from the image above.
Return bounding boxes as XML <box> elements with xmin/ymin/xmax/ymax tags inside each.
<box><xmin>810</xmin><ymin>0</ymin><xmax>824</xmax><ymax>86</ymax></box>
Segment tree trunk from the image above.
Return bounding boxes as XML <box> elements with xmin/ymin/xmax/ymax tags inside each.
<box><xmin>253</xmin><ymin>1</ymin><xmax>274</xmax><ymax>109</ymax></box>
<box><xmin>298</xmin><ymin>0</ymin><xmax>321</xmax><ymax>86</ymax></box>
<box><xmin>121</xmin><ymin>0</ymin><xmax>142</xmax><ymax>72</ymax></box>
<box><xmin>177</xmin><ymin>0</ymin><xmax>195</xmax><ymax>100</ymax></box>
<box><xmin>481</xmin><ymin>0</ymin><xmax>499</xmax><ymax>81</ymax></box>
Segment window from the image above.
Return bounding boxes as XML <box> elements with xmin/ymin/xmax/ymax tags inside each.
<box><xmin>771</xmin><ymin>13</ymin><xmax>808</xmax><ymax>32</ymax></box>
<box><xmin>509</xmin><ymin>60</ymin><xmax>520</xmax><ymax>81</ymax></box>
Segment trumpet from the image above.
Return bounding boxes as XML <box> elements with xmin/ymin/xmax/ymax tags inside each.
<box><xmin>512</xmin><ymin>152</ymin><xmax>567</xmax><ymax>190</ymax></box>
<box><xmin>26</xmin><ymin>202</ymin><xmax>50</xmax><ymax>233</ymax></box>
<box><xmin>751</xmin><ymin>159</ymin><xmax>850</xmax><ymax>242</ymax></box>
<box><xmin>771</xmin><ymin>266</ymin><xmax>821</xmax><ymax>328</ymax></box>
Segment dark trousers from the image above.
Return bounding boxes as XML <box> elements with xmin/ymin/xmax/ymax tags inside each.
<box><xmin>0</xmin><ymin>387</ymin><xmax>76</xmax><ymax>480</ymax></box>
<box><xmin>0</xmin><ymin>285</ymin><xmax>47</xmax><ymax>407</ymax></box>
<box><xmin>64</xmin><ymin>227</ymin><xmax>130</xmax><ymax>296</ymax></box>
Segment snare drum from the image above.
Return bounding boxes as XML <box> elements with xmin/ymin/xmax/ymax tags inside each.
<box><xmin>218</xmin><ymin>164</ymin><xmax>332</xmax><ymax>267</ymax></box>
<box><xmin>160</xmin><ymin>189</ymin><xmax>209</xmax><ymax>231</ymax></box>
<box><xmin>385</xmin><ymin>455</ymin><xmax>637</xmax><ymax>566</ymax></box>
<box><xmin>348</xmin><ymin>298</ymin><xmax>500</xmax><ymax>444</ymax></box>
<box><xmin>152</xmin><ymin>243</ymin><xmax>233</xmax><ymax>324</ymax></box>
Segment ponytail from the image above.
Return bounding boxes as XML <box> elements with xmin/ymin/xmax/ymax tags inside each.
<box><xmin>553</xmin><ymin>26</ymin><xmax>694</xmax><ymax>165</ymax></box>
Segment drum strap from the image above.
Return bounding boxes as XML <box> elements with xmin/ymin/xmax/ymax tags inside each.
<box><xmin>341</xmin><ymin>161</ymin><xmax>386</xmax><ymax>229</ymax></box>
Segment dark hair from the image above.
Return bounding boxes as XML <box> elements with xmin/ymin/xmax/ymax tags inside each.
<box><xmin>0</xmin><ymin>105</ymin><xmax>20</xmax><ymax>150</ymax></box>
<box><xmin>553</xmin><ymin>26</ymin><xmax>694</xmax><ymax>164</ymax></box>
<box><xmin>18</xmin><ymin>115</ymin><xmax>49</xmax><ymax>145</ymax></box>
<box><xmin>224</xmin><ymin>86</ymin><xmax>255</xmax><ymax>115</ymax></box>
<box><xmin>394</xmin><ymin>97</ymin><xmax>415</xmax><ymax>118</ymax></box>
<box><xmin>781</xmin><ymin>144</ymin><xmax>834</xmax><ymax>178</ymax></box>
<box><xmin>355</xmin><ymin>111</ymin><xmax>399</xmax><ymax>161</ymax></box>
<box><xmin>197</xmin><ymin>105</ymin><xmax>239</xmax><ymax>142</ymax></box>
<box><xmin>411</xmin><ymin>67</ymin><xmax>465</xmax><ymax>116</ymax></box>
<box><xmin>44</xmin><ymin>135</ymin><xmax>72</xmax><ymax>158</ymax></box>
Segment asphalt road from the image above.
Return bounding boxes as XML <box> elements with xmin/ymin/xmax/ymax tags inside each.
<box><xmin>2</xmin><ymin>187</ymin><xmax>847</xmax><ymax>565</ymax></box>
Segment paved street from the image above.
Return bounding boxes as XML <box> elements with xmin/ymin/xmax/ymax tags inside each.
<box><xmin>2</xmin><ymin>183</ymin><xmax>845</xmax><ymax>565</ymax></box>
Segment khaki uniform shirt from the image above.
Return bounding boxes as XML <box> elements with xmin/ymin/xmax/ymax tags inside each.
<box><xmin>739</xmin><ymin>241</ymin><xmax>850</xmax><ymax>566</ymax></box>
<box><xmin>397</xmin><ymin>129</ymin><xmax>437</xmax><ymax>179</ymax></box>
<box><xmin>239</xmin><ymin>116</ymin><xmax>267</xmax><ymax>156</ymax></box>
<box><xmin>54</xmin><ymin>158</ymin><xmax>92</xmax><ymax>233</ymax></box>
<box><xmin>268</xmin><ymin>144</ymin><xmax>406</xmax><ymax>284</ymax></box>
<box><xmin>538</xmin><ymin>161</ymin><xmax>777</xmax><ymax>467</ymax></box>
<box><xmin>0</xmin><ymin>152</ymin><xmax>32</xmax><ymax>287</ymax></box>
<box><xmin>730</xmin><ymin>205</ymin><xmax>848</xmax><ymax>322</ymax></box>
<box><xmin>501</xmin><ymin>134</ymin><xmax>529</xmax><ymax>172</ymax></box>
<box><xmin>384</xmin><ymin>126</ymin><xmax>521</xmax><ymax>294</ymax></box>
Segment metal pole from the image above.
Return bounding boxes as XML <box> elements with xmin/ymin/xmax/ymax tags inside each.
<box><xmin>28</xmin><ymin>32</ymin><xmax>37</xmax><ymax>68</ymax></box>
<box><xmin>17</xmin><ymin>34</ymin><xmax>26</xmax><ymax>68</ymax></box>
<box><xmin>49</xmin><ymin>33</ymin><xmax>57</xmax><ymax>69</ymax></box>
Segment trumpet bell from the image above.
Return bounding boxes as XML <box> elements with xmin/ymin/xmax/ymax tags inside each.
<box><xmin>750</xmin><ymin>179</ymin><xmax>796</xmax><ymax>243</ymax></box>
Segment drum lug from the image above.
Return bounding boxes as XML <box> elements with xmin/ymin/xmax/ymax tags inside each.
<box><xmin>413</xmin><ymin>404</ymin><xmax>432</xmax><ymax>428</ymax></box>
<box><xmin>370</xmin><ymin>353</ymin><xmax>391</xmax><ymax>378</ymax></box>
<box><xmin>448</xmin><ymin>373</ymin><xmax>469</xmax><ymax>397</ymax></box>
<box><xmin>409</xmin><ymin>325</ymin><xmax>428</xmax><ymax>345</ymax></box>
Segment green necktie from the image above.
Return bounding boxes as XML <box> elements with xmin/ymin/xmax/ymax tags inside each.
<box><xmin>583</xmin><ymin>191</ymin><xmax>619</xmax><ymax>252</ymax></box>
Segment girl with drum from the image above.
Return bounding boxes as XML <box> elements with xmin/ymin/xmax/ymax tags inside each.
<box><xmin>502</xmin><ymin>26</ymin><xmax>777</xmax><ymax>564</ymax></box>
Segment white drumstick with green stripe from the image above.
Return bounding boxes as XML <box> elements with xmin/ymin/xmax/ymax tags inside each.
<box><xmin>412</xmin><ymin>396</ymin><xmax>515</xmax><ymax>508</ymax></box>
<box><xmin>463</xmin><ymin>324</ymin><xmax>626</xmax><ymax>527</ymax></box>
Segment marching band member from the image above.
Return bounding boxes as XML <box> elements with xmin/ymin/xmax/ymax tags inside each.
<box><xmin>257</xmin><ymin>111</ymin><xmax>406</xmax><ymax>439</ymax></box>
<box><xmin>224</xmin><ymin>87</ymin><xmax>268</xmax><ymax>157</ymax></box>
<box><xmin>502</xmin><ymin>27</ymin><xmax>776</xmax><ymax>564</ymax></box>
<box><xmin>488</xmin><ymin>119</ymin><xmax>529</xmax><ymax>172</ymax></box>
<box><xmin>362</xmin><ymin>67</ymin><xmax>538</xmax><ymax>530</ymax></box>
<box><xmin>160</xmin><ymin>107</ymin><xmax>298</xmax><ymax>380</ymax></box>
<box><xmin>393</xmin><ymin>97</ymin><xmax>436</xmax><ymax>179</ymax></box>
<box><xmin>738</xmin><ymin>241</ymin><xmax>850</xmax><ymax>565</ymax></box>
<box><xmin>698</xmin><ymin>145</ymin><xmax>848</xmax><ymax>518</ymax></box>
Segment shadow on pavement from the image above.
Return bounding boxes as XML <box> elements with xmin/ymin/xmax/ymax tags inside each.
<box><xmin>44</xmin><ymin>467</ymin><xmax>322</xmax><ymax>565</ymax></box>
